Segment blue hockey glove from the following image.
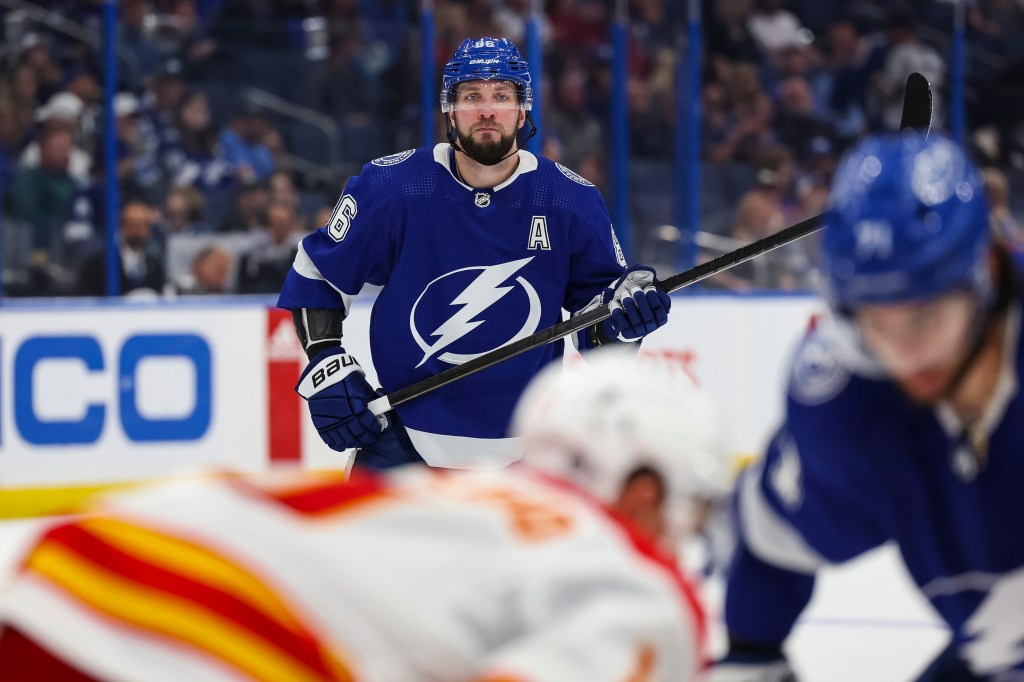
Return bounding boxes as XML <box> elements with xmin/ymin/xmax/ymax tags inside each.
<box><xmin>601</xmin><ymin>265</ymin><xmax>672</xmax><ymax>342</ymax></box>
<box><xmin>296</xmin><ymin>347</ymin><xmax>389</xmax><ymax>452</ymax></box>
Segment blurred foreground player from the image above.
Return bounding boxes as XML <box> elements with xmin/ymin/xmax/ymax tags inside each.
<box><xmin>277</xmin><ymin>37</ymin><xmax>670</xmax><ymax>471</ymax></box>
<box><xmin>712</xmin><ymin>133</ymin><xmax>1024</xmax><ymax>681</ymax></box>
<box><xmin>0</xmin><ymin>351</ymin><xmax>717</xmax><ymax>682</ymax></box>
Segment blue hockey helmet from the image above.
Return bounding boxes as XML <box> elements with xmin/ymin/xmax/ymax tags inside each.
<box><xmin>440</xmin><ymin>37</ymin><xmax>533</xmax><ymax>113</ymax></box>
<box><xmin>821</xmin><ymin>132</ymin><xmax>991</xmax><ymax>312</ymax></box>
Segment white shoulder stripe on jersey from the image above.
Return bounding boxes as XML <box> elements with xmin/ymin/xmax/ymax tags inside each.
<box><xmin>739</xmin><ymin>463</ymin><xmax>826</xmax><ymax>574</ymax></box>
<box><xmin>292</xmin><ymin>240</ymin><xmax>356</xmax><ymax>312</ymax></box>
<box><xmin>404</xmin><ymin>426</ymin><xmax>523</xmax><ymax>469</ymax></box>
<box><xmin>432</xmin><ymin>144</ymin><xmax>471</xmax><ymax>190</ymax></box>
<box><xmin>431</xmin><ymin>143</ymin><xmax>538</xmax><ymax>193</ymax></box>
<box><xmin>921</xmin><ymin>571</ymin><xmax>1001</xmax><ymax>599</ymax></box>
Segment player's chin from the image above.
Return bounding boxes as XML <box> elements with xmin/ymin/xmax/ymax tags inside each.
<box><xmin>461</xmin><ymin>136</ymin><xmax>514</xmax><ymax>165</ymax></box>
<box><xmin>895</xmin><ymin>368</ymin><xmax>955</xmax><ymax>405</ymax></box>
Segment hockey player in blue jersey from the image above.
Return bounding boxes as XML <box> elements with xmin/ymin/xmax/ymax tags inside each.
<box><xmin>277</xmin><ymin>37</ymin><xmax>671</xmax><ymax>470</ymax></box>
<box><xmin>713</xmin><ymin>132</ymin><xmax>1024</xmax><ymax>681</ymax></box>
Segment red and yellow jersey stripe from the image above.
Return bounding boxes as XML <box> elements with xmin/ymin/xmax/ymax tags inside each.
<box><xmin>21</xmin><ymin>516</ymin><xmax>355</xmax><ymax>682</ymax></box>
<box><xmin>226</xmin><ymin>467</ymin><xmax>394</xmax><ymax>519</ymax></box>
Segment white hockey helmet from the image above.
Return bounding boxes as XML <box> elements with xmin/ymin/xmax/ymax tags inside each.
<box><xmin>510</xmin><ymin>349</ymin><xmax>730</xmax><ymax>509</ymax></box>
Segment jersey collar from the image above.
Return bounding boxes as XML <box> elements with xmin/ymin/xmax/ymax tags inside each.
<box><xmin>432</xmin><ymin>143</ymin><xmax>538</xmax><ymax>192</ymax></box>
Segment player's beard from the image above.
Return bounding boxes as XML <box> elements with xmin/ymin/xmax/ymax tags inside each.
<box><xmin>456</xmin><ymin>125</ymin><xmax>517</xmax><ymax>166</ymax></box>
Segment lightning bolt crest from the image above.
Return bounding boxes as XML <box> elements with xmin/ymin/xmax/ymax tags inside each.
<box><xmin>414</xmin><ymin>257</ymin><xmax>534</xmax><ymax>368</ymax></box>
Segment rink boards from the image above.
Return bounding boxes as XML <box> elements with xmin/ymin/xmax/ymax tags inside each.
<box><xmin>0</xmin><ymin>294</ymin><xmax>954</xmax><ymax>680</ymax></box>
<box><xmin>0</xmin><ymin>294</ymin><xmax>821</xmax><ymax>491</ymax></box>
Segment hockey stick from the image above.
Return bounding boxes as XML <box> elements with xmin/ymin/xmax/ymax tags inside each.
<box><xmin>368</xmin><ymin>72</ymin><xmax>933</xmax><ymax>416</ymax></box>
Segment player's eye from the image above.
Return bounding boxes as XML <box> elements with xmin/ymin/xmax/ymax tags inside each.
<box><xmin>464</xmin><ymin>92</ymin><xmax>481</xmax><ymax>101</ymax></box>
<box><xmin>496</xmin><ymin>93</ymin><xmax>511</xmax><ymax>101</ymax></box>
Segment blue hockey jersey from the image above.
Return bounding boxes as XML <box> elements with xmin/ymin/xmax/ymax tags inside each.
<box><xmin>278</xmin><ymin>144</ymin><xmax>626</xmax><ymax>468</ymax></box>
<box><xmin>726</xmin><ymin>299</ymin><xmax>1024</xmax><ymax>676</ymax></box>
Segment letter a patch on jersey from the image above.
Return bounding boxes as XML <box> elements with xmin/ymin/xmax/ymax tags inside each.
<box><xmin>528</xmin><ymin>216</ymin><xmax>551</xmax><ymax>250</ymax></box>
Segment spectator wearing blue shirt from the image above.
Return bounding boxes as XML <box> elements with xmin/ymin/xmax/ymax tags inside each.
<box><xmin>107</xmin><ymin>93</ymin><xmax>163</xmax><ymax>198</ymax></box>
<box><xmin>138</xmin><ymin>61</ymin><xmax>187</xmax><ymax>158</ymax></box>
<box><xmin>161</xmin><ymin>90</ymin><xmax>234</xmax><ymax>190</ymax></box>
<box><xmin>120</xmin><ymin>0</ymin><xmax>163</xmax><ymax>88</ymax></box>
<box><xmin>825</xmin><ymin>18</ymin><xmax>885</xmax><ymax>141</ymax></box>
<box><xmin>218</xmin><ymin>101</ymin><xmax>276</xmax><ymax>184</ymax></box>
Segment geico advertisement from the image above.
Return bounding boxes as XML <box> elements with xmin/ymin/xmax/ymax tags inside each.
<box><xmin>0</xmin><ymin>305</ymin><xmax>267</xmax><ymax>486</ymax></box>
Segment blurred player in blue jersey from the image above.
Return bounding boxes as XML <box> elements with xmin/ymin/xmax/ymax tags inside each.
<box><xmin>713</xmin><ymin>133</ymin><xmax>1024</xmax><ymax>681</ymax></box>
<box><xmin>277</xmin><ymin>38</ymin><xmax>671</xmax><ymax>471</ymax></box>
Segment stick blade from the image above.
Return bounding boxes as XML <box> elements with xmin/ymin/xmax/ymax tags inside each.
<box><xmin>900</xmin><ymin>72</ymin><xmax>933</xmax><ymax>133</ymax></box>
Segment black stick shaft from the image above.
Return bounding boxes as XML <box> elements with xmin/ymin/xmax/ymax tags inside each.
<box><xmin>372</xmin><ymin>211</ymin><xmax>826</xmax><ymax>413</ymax></box>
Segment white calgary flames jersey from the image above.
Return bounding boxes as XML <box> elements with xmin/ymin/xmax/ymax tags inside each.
<box><xmin>0</xmin><ymin>466</ymin><xmax>705</xmax><ymax>682</ymax></box>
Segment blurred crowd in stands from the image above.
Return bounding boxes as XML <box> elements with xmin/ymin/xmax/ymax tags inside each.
<box><xmin>1</xmin><ymin>0</ymin><xmax>1023</xmax><ymax>297</ymax></box>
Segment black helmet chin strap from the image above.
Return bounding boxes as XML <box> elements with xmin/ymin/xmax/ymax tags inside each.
<box><xmin>937</xmin><ymin>250</ymin><xmax>1014</xmax><ymax>402</ymax></box>
<box><xmin>445</xmin><ymin>111</ymin><xmax>538</xmax><ymax>167</ymax></box>
<box><xmin>930</xmin><ymin>249</ymin><xmax>1021</xmax><ymax>484</ymax></box>
<box><xmin>938</xmin><ymin>296</ymin><xmax>998</xmax><ymax>402</ymax></box>
<box><xmin>521</xmin><ymin>111</ymin><xmax>538</xmax><ymax>143</ymax></box>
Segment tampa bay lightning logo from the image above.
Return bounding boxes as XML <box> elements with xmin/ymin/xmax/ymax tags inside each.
<box><xmin>790</xmin><ymin>331</ymin><xmax>850</xmax><ymax>405</ymax></box>
<box><xmin>556</xmin><ymin>163</ymin><xmax>595</xmax><ymax>186</ymax></box>
<box><xmin>410</xmin><ymin>257</ymin><xmax>542</xmax><ymax>367</ymax></box>
<box><xmin>371</xmin><ymin>149</ymin><xmax>415</xmax><ymax>167</ymax></box>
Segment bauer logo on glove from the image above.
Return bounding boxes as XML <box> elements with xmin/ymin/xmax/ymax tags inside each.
<box><xmin>310</xmin><ymin>354</ymin><xmax>360</xmax><ymax>390</ymax></box>
<box><xmin>296</xmin><ymin>347</ymin><xmax>389</xmax><ymax>452</ymax></box>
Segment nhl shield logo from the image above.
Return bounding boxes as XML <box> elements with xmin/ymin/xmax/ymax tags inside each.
<box><xmin>474</xmin><ymin>192</ymin><xmax>491</xmax><ymax>208</ymax></box>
